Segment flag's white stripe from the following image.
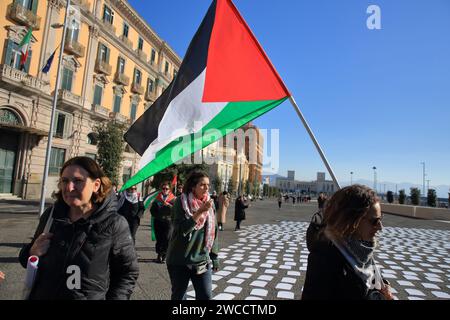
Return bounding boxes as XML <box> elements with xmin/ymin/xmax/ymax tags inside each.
<box><xmin>139</xmin><ymin>69</ymin><xmax>227</xmax><ymax>169</ymax></box>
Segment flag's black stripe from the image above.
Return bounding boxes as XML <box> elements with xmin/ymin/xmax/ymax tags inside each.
<box><xmin>124</xmin><ymin>0</ymin><xmax>217</xmax><ymax>156</ymax></box>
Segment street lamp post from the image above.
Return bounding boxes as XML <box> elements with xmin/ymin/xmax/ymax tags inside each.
<box><xmin>350</xmin><ymin>171</ymin><xmax>353</xmax><ymax>185</ymax></box>
<box><xmin>372</xmin><ymin>166</ymin><xmax>377</xmax><ymax>194</ymax></box>
<box><xmin>420</xmin><ymin>162</ymin><xmax>426</xmax><ymax>196</ymax></box>
<box><xmin>39</xmin><ymin>0</ymin><xmax>71</xmax><ymax>216</ymax></box>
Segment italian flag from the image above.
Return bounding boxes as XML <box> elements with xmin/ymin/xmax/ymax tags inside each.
<box><xmin>122</xmin><ymin>0</ymin><xmax>290</xmax><ymax>190</ymax></box>
<box><xmin>19</xmin><ymin>28</ymin><xmax>33</xmax><ymax>68</ymax></box>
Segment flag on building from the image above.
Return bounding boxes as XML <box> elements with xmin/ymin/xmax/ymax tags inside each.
<box><xmin>122</xmin><ymin>0</ymin><xmax>290</xmax><ymax>190</ymax></box>
<box><xmin>19</xmin><ymin>28</ymin><xmax>33</xmax><ymax>70</ymax></box>
<box><xmin>41</xmin><ymin>47</ymin><xmax>58</xmax><ymax>74</ymax></box>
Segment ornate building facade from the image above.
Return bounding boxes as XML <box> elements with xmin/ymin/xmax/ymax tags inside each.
<box><xmin>0</xmin><ymin>0</ymin><xmax>181</xmax><ymax>198</ymax></box>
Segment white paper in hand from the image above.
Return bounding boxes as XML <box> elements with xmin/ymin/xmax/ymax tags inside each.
<box><xmin>23</xmin><ymin>255</ymin><xmax>39</xmax><ymax>299</ymax></box>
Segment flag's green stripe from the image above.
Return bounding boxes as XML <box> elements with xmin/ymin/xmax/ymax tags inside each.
<box><xmin>20</xmin><ymin>28</ymin><xmax>32</xmax><ymax>48</ymax></box>
<box><xmin>121</xmin><ymin>97</ymin><xmax>288</xmax><ymax>190</ymax></box>
<box><xmin>144</xmin><ymin>191</ymin><xmax>159</xmax><ymax>209</ymax></box>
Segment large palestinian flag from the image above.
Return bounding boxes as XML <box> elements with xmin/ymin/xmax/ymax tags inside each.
<box><xmin>122</xmin><ymin>0</ymin><xmax>290</xmax><ymax>190</ymax></box>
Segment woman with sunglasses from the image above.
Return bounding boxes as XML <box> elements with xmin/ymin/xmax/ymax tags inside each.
<box><xmin>302</xmin><ymin>184</ymin><xmax>394</xmax><ymax>300</ymax></box>
<box><xmin>18</xmin><ymin>156</ymin><xmax>139</xmax><ymax>299</ymax></box>
<box><xmin>150</xmin><ymin>181</ymin><xmax>175</xmax><ymax>263</ymax></box>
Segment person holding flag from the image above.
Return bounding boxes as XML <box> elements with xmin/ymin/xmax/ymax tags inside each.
<box><xmin>149</xmin><ymin>181</ymin><xmax>176</xmax><ymax>263</ymax></box>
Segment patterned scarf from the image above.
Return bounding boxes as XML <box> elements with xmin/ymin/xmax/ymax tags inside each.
<box><xmin>326</xmin><ymin>230</ymin><xmax>384</xmax><ymax>291</ymax></box>
<box><xmin>156</xmin><ymin>191</ymin><xmax>175</xmax><ymax>207</ymax></box>
<box><xmin>180</xmin><ymin>192</ymin><xmax>215</xmax><ymax>252</ymax></box>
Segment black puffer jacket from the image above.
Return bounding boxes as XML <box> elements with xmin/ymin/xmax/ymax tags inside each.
<box><xmin>19</xmin><ymin>192</ymin><xmax>139</xmax><ymax>300</ymax></box>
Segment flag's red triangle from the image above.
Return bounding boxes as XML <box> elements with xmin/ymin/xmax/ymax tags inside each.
<box><xmin>203</xmin><ymin>0</ymin><xmax>290</xmax><ymax>103</ymax></box>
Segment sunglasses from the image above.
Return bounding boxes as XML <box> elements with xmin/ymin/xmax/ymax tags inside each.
<box><xmin>162</xmin><ymin>187</ymin><xmax>170</xmax><ymax>190</ymax></box>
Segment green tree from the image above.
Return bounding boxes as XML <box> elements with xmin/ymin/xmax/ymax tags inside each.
<box><xmin>427</xmin><ymin>189</ymin><xmax>437</xmax><ymax>207</ymax></box>
<box><xmin>410</xmin><ymin>187</ymin><xmax>421</xmax><ymax>205</ymax></box>
<box><xmin>399</xmin><ymin>189</ymin><xmax>406</xmax><ymax>204</ymax></box>
<box><xmin>387</xmin><ymin>191</ymin><xmax>394</xmax><ymax>203</ymax></box>
<box><xmin>94</xmin><ymin>121</ymin><xmax>126</xmax><ymax>185</ymax></box>
<box><xmin>245</xmin><ymin>180</ymin><xmax>251</xmax><ymax>195</ymax></box>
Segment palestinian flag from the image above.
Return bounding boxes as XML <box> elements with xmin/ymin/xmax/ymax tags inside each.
<box><xmin>122</xmin><ymin>0</ymin><xmax>290</xmax><ymax>190</ymax></box>
<box><xmin>19</xmin><ymin>28</ymin><xmax>33</xmax><ymax>70</ymax></box>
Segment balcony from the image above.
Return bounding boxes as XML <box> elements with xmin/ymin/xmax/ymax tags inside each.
<box><xmin>119</xmin><ymin>35</ymin><xmax>133</xmax><ymax>49</ymax></box>
<box><xmin>131</xmin><ymin>82</ymin><xmax>144</xmax><ymax>95</ymax></box>
<box><xmin>57</xmin><ymin>89</ymin><xmax>83</xmax><ymax>112</ymax></box>
<box><xmin>95</xmin><ymin>59</ymin><xmax>112</xmax><ymax>75</ymax></box>
<box><xmin>7</xmin><ymin>3</ymin><xmax>41</xmax><ymax>30</ymax></box>
<box><xmin>136</xmin><ymin>49</ymin><xmax>148</xmax><ymax>62</ymax></box>
<box><xmin>109</xmin><ymin>111</ymin><xmax>128</xmax><ymax>124</ymax></box>
<box><xmin>0</xmin><ymin>64</ymin><xmax>50</xmax><ymax>95</ymax></box>
<box><xmin>91</xmin><ymin>104</ymin><xmax>109</xmax><ymax>120</ymax></box>
<box><xmin>102</xmin><ymin>20</ymin><xmax>116</xmax><ymax>35</ymax></box>
<box><xmin>114</xmin><ymin>72</ymin><xmax>130</xmax><ymax>86</ymax></box>
<box><xmin>64</xmin><ymin>36</ymin><xmax>85</xmax><ymax>58</ymax></box>
<box><xmin>144</xmin><ymin>90</ymin><xmax>156</xmax><ymax>102</ymax></box>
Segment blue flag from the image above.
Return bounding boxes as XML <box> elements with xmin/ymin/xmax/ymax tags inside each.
<box><xmin>41</xmin><ymin>48</ymin><xmax>57</xmax><ymax>74</ymax></box>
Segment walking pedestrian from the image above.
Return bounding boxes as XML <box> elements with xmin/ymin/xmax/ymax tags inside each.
<box><xmin>302</xmin><ymin>184</ymin><xmax>394</xmax><ymax>300</ymax></box>
<box><xmin>176</xmin><ymin>183</ymin><xmax>184</xmax><ymax>197</ymax></box>
<box><xmin>317</xmin><ymin>192</ymin><xmax>327</xmax><ymax>210</ymax></box>
<box><xmin>211</xmin><ymin>191</ymin><xmax>219</xmax><ymax>212</ymax></box>
<box><xmin>150</xmin><ymin>181</ymin><xmax>175</xmax><ymax>263</ymax></box>
<box><xmin>18</xmin><ymin>156</ymin><xmax>138</xmax><ymax>300</ymax></box>
<box><xmin>278</xmin><ymin>194</ymin><xmax>282</xmax><ymax>210</ymax></box>
<box><xmin>166</xmin><ymin>171</ymin><xmax>219</xmax><ymax>300</ymax></box>
<box><xmin>217</xmin><ymin>191</ymin><xmax>230</xmax><ymax>231</ymax></box>
<box><xmin>234</xmin><ymin>195</ymin><xmax>249</xmax><ymax>230</ymax></box>
<box><xmin>118</xmin><ymin>186</ymin><xmax>144</xmax><ymax>244</ymax></box>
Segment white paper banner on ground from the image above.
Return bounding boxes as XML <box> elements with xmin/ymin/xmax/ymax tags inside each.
<box><xmin>23</xmin><ymin>255</ymin><xmax>39</xmax><ymax>299</ymax></box>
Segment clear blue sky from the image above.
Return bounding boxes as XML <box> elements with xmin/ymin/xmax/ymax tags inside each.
<box><xmin>128</xmin><ymin>0</ymin><xmax>450</xmax><ymax>190</ymax></box>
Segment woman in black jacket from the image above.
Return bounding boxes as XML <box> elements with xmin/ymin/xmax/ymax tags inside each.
<box><xmin>302</xmin><ymin>185</ymin><xmax>394</xmax><ymax>300</ymax></box>
<box><xmin>19</xmin><ymin>156</ymin><xmax>139</xmax><ymax>300</ymax></box>
<box><xmin>118</xmin><ymin>186</ymin><xmax>144</xmax><ymax>244</ymax></box>
<box><xmin>234</xmin><ymin>195</ymin><xmax>248</xmax><ymax>231</ymax></box>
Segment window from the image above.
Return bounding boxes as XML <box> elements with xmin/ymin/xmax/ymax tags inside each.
<box><xmin>134</xmin><ymin>69</ymin><xmax>142</xmax><ymax>85</ymax></box>
<box><xmin>4</xmin><ymin>40</ymin><xmax>31</xmax><ymax>72</ymax></box>
<box><xmin>164</xmin><ymin>61</ymin><xmax>169</xmax><ymax>75</ymax></box>
<box><xmin>173</xmin><ymin>69</ymin><xmax>178</xmax><ymax>79</ymax></box>
<box><xmin>103</xmin><ymin>5</ymin><xmax>114</xmax><ymax>25</ymax></box>
<box><xmin>117</xmin><ymin>57</ymin><xmax>125</xmax><ymax>74</ymax></box>
<box><xmin>150</xmin><ymin>49</ymin><xmax>156</xmax><ymax>64</ymax></box>
<box><xmin>18</xmin><ymin>0</ymin><xmax>34</xmax><ymax>11</ymax></box>
<box><xmin>53</xmin><ymin>110</ymin><xmax>72</xmax><ymax>139</ymax></box>
<box><xmin>122</xmin><ymin>167</ymin><xmax>132</xmax><ymax>184</ymax></box>
<box><xmin>147</xmin><ymin>78</ymin><xmax>154</xmax><ymax>93</ymax></box>
<box><xmin>122</xmin><ymin>23</ymin><xmax>129</xmax><ymax>38</ymax></box>
<box><xmin>87</xmin><ymin>133</ymin><xmax>98</xmax><ymax>145</ymax></box>
<box><xmin>98</xmin><ymin>44</ymin><xmax>109</xmax><ymax>62</ymax></box>
<box><xmin>49</xmin><ymin>147</ymin><xmax>65</xmax><ymax>175</ymax></box>
<box><xmin>68</xmin><ymin>20</ymin><xmax>80</xmax><ymax>42</ymax></box>
<box><xmin>93</xmin><ymin>85</ymin><xmax>102</xmax><ymax>106</ymax></box>
<box><xmin>130</xmin><ymin>103</ymin><xmax>137</xmax><ymax>122</ymax></box>
<box><xmin>138</xmin><ymin>37</ymin><xmax>144</xmax><ymax>51</ymax></box>
<box><xmin>113</xmin><ymin>95</ymin><xmax>121</xmax><ymax>113</ymax></box>
<box><xmin>85</xmin><ymin>153</ymin><xmax>97</xmax><ymax>160</ymax></box>
<box><xmin>61</xmin><ymin>67</ymin><xmax>73</xmax><ymax>91</ymax></box>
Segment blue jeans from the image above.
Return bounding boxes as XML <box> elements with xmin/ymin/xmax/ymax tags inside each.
<box><xmin>167</xmin><ymin>264</ymin><xmax>212</xmax><ymax>300</ymax></box>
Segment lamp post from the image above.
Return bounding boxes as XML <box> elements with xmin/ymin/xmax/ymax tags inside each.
<box><xmin>426</xmin><ymin>179</ymin><xmax>430</xmax><ymax>192</ymax></box>
<box><xmin>420</xmin><ymin>162</ymin><xmax>426</xmax><ymax>196</ymax></box>
<box><xmin>350</xmin><ymin>171</ymin><xmax>353</xmax><ymax>185</ymax></box>
<box><xmin>39</xmin><ymin>0</ymin><xmax>71</xmax><ymax>216</ymax></box>
<box><xmin>372</xmin><ymin>166</ymin><xmax>377</xmax><ymax>194</ymax></box>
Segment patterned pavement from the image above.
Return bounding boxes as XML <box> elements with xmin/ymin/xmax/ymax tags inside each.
<box><xmin>187</xmin><ymin>221</ymin><xmax>450</xmax><ymax>300</ymax></box>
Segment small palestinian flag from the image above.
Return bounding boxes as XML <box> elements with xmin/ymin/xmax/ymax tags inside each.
<box><xmin>122</xmin><ymin>0</ymin><xmax>290</xmax><ymax>190</ymax></box>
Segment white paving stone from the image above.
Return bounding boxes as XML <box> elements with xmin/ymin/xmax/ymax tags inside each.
<box><xmin>224</xmin><ymin>286</ymin><xmax>242</xmax><ymax>294</ymax></box>
<box><xmin>277</xmin><ymin>291</ymin><xmax>295</xmax><ymax>299</ymax></box>
<box><xmin>236</xmin><ymin>273</ymin><xmax>252</xmax><ymax>279</ymax></box>
<box><xmin>281</xmin><ymin>277</ymin><xmax>297</xmax><ymax>284</ymax></box>
<box><xmin>250</xmin><ymin>289</ymin><xmax>268</xmax><ymax>297</ymax></box>
<box><xmin>397</xmin><ymin>280</ymin><xmax>414</xmax><ymax>287</ymax></box>
<box><xmin>214</xmin><ymin>293</ymin><xmax>235</xmax><ymax>300</ymax></box>
<box><xmin>215</xmin><ymin>271</ymin><xmax>231</xmax><ymax>277</ymax></box>
<box><xmin>250</xmin><ymin>280</ymin><xmax>268</xmax><ymax>288</ymax></box>
<box><xmin>287</xmin><ymin>271</ymin><xmax>301</xmax><ymax>277</ymax></box>
<box><xmin>244</xmin><ymin>267</ymin><xmax>258</xmax><ymax>273</ymax></box>
<box><xmin>276</xmin><ymin>283</ymin><xmax>293</xmax><ymax>290</ymax></box>
<box><xmin>258</xmin><ymin>275</ymin><xmax>274</xmax><ymax>281</ymax></box>
<box><xmin>223</xmin><ymin>266</ymin><xmax>238</xmax><ymax>272</ymax></box>
<box><xmin>245</xmin><ymin>296</ymin><xmax>263</xmax><ymax>300</ymax></box>
<box><xmin>405</xmin><ymin>289</ymin><xmax>426</xmax><ymax>297</ymax></box>
<box><xmin>431</xmin><ymin>291</ymin><xmax>450</xmax><ymax>299</ymax></box>
<box><xmin>264</xmin><ymin>269</ymin><xmax>278</xmax><ymax>275</ymax></box>
<box><xmin>227</xmin><ymin>278</ymin><xmax>245</xmax><ymax>285</ymax></box>
<box><xmin>422</xmin><ymin>283</ymin><xmax>440</xmax><ymax>290</ymax></box>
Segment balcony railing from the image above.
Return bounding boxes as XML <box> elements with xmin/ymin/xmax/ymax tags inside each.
<box><xmin>102</xmin><ymin>20</ymin><xmax>116</xmax><ymax>35</ymax></box>
<box><xmin>144</xmin><ymin>90</ymin><xmax>156</xmax><ymax>102</ymax></box>
<box><xmin>7</xmin><ymin>3</ymin><xmax>41</xmax><ymax>30</ymax></box>
<box><xmin>58</xmin><ymin>89</ymin><xmax>83</xmax><ymax>111</ymax></box>
<box><xmin>0</xmin><ymin>64</ymin><xmax>50</xmax><ymax>94</ymax></box>
<box><xmin>64</xmin><ymin>36</ymin><xmax>85</xmax><ymax>58</ymax></box>
<box><xmin>92</xmin><ymin>104</ymin><xmax>109</xmax><ymax>119</ymax></box>
<box><xmin>136</xmin><ymin>49</ymin><xmax>148</xmax><ymax>62</ymax></box>
<box><xmin>131</xmin><ymin>82</ymin><xmax>144</xmax><ymax>95</ymax></box>
<box><xmin>109</xmin><ymin>111</ymin><xmax>128</xmax><ymax>124</ymax></box>
<box><xmin>114</xmin><ymin>72</ymin><xmax>130</xmax><ymax>86</ymax></box>
<box><xmin>95</xmin><ymin>59</ymin><xmax>112</xmax><ymax>75</ymax></box>
<box><xmin>119</xmin><ymin>35</ymin><xmax>133</xmax><ymax>49</ymax></box>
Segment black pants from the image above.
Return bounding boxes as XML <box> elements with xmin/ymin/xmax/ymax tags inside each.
<box><xmin>154</xmin><ymin>218</ymin><xmax>172</xmax><ymax>256</ymax></box>
<box><xmin>235</xmin><ymin>220</ymin><xmax>242</xmax><ymax>230</ymax></box>
<box><xmin>126</xmin><ymin>217</ymin><xmax>140</xmax><ymax>244</ymax></box>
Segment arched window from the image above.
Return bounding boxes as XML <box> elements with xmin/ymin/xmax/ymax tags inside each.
<box><xmin>0</xmin><ymin>108</ymin><xmax>22</xmax><ymax>126</ymax></box>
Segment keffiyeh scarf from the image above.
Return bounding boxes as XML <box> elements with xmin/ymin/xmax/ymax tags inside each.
<box><xmin>180</xmin><ymin>192</ymin><xmax>215</xmax><ymax>251</ymax></box>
